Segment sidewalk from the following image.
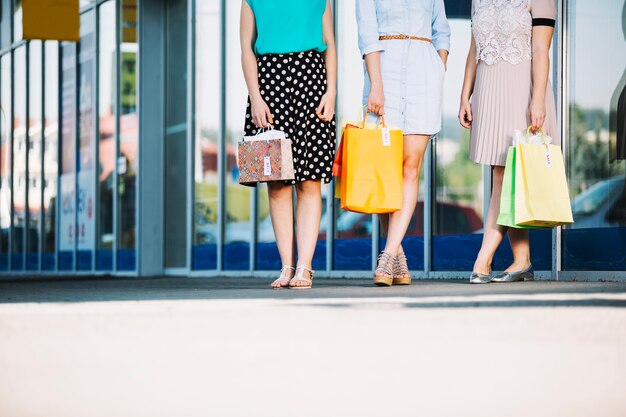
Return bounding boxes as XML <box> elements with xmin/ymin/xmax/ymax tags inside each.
<box><xmin>1</xmin><ymin>277</ymin><xmax>625</xmax><ymax>417</ymax></box>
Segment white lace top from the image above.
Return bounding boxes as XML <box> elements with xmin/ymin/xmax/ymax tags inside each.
<box><xmin>472</xmin><ymin>0</ymin><xmax>556</xmax><ymax>65</ymax></box>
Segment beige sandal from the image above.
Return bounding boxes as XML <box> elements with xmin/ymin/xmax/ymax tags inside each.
<box><xmin>374</xmin><ymin>251</ymin><xmax>395</xmax><ymax>286</ymax></box>
<box><xmin>393</xmin><ymin>253</ymin><xmax>412</xmax><ymax>285</ymax></box>
<box><xmin>271</xmin><ymin>265</ymin><xmax>295</xmax><ymax>289</ymax></box>
<box><xmin>289</xmin><ymin>265</ymin><xmax>314</xmax><ymax>289</ymax></box>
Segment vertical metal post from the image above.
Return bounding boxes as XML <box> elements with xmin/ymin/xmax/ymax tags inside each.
<box><xmin>24</xmin><ymin>43</ymin><xmax>30</xmax><ymax>272</ymax></box>
<box><xmin>424</xmin><ymin>137</ymin><xmax>433</xmax><ymax>274</ymax></box>
<box><xmin>113</xmin><ymin>0</ymin><xmax>121</xmax><ymax>272</ymax></box>
<box><xmin>217</xmin><ymin>0</ymin><xmax>226</xmax><ymax>272</ymax></box>
<box><xmin>39</xmin><ymin>43</ymin><xmax>45</xmax><ymax>272</ymax></box>
<box><xmin>555</xmin><ymin>0</ymin><xmax>567</xmax><ymax>280</ymax></box>
<box><xmin>186</xmin><ymin>0</ymin><xmax>195</xmax><ymax>273</ymax></box>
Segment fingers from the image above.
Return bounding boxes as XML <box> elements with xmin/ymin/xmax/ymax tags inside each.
<box><xmin>458</xmin><ymin>107</ymin><xmax>472</xmax><ymax>128</ymax></box>
<box><xmin>265</xmin><ymin>106</ymin><xmax>274</xmax><ymax>126</ymax></box>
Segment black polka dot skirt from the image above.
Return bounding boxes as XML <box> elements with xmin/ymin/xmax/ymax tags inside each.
<box><xmin>244</xmin><ymin>50</ymin><xmax>336</xmax><ymax>185</ymax></box>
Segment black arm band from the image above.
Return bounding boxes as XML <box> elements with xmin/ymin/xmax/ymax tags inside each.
<box><xmin>532</xmin><ymin>18</ymin><xmax>556</xmax><ymax>27</ymax></box>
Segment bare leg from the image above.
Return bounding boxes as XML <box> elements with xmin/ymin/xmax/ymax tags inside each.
<box><xmin>378</xmin><ymin>213</ymin><xmax>404</xmax><ymax>254</ymax></box>
<box><xmin>506</xmin><ymin>228</ymin><xmax>531</xmax><ymax>271</ymax></box>
<box><xmin>472</xmin><ymin>166</ymin><xmax>508</xmax><ymax>274</ymax></box>
<box><xmin>291</xmin><ymin>180</ymin><xmax>323</xmax><ymax>287</ymax></box>
<box><xmin>383</xmin><ymin>134</ymin><xmax>429</xmax><ymax>256</ymax></box>
<box><xmin>267</xmin><ymin>182</ymin><xmax>296</xmax><ymax>288</ymax></box>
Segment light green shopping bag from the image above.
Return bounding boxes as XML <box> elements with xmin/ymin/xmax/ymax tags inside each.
<box><xmin>497</xmin><ymin>146</ymin><xmax>548</xmax><ymax>229</ymax></box>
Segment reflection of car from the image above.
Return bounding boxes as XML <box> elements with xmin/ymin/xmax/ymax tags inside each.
<box><xmin>571</xmin><ymin>176</ymin><xmax>626</xmax><ymax>228</ymax></box>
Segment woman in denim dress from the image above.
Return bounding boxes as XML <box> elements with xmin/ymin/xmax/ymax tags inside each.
<box><xmin>356</xmin><ymin>0</ymin><xmax>450</xmax><ymax>286</ymax></box>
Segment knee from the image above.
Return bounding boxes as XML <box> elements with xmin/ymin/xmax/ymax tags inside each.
<box><xmin>403</xmin><ymin>159</ymin><xmax>420</xmax><ymax>182</ymax></box>
<box><xmin>268</xmin><ymin>183</ymin><xmax>292</xmax><ymax>200</ymax></box>
<box><xmin>295</xmin><ymin>180</ymin><xmax>321</xmax><ymax>198</ymax></box>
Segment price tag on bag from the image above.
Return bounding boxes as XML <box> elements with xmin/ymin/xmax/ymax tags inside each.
<box><xmin>545</xmin><ymin>147</ymin><xmax>553</xmax><ymax>168</ymax></box>
<box><xmin>382</xmin><ymin>128</ymin><xmax>391</xmax><ymax>147</ymax></box>
<box><xmin>264</xmin><ymin>156</ymin><xmax>272</xmax><ymax>175</ymax></box>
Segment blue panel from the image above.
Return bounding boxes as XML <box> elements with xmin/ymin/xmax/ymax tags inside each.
<box><xmin>42</xmin><ymin>253</ymin><xmax>56</xmax><ymax>271</ymax></box>
<box><xmin>26</xmin><ymin>253</ymin><xmax>39</xmax><ymax>271</ymax></box>
<box><xmin>255</xmin><ymin>240</ymin><xmax>327</xmax><ymax>271</ymax></box>
<box><xmin>433</xmin><ymin>230</ymin><xmax>552</xmax><ymax>271</ymax></box>
<box><xmin>96</xmin><ymin>249</ymin><xmax>113</xmax><ymax>271</ymax></box>
<box><xmin>58</xmin><ymin>251</ymin><xmax>74</xmax><ymax>271</ymax></box>
<box><xmin>224</xmin><ymin>242</ymin><xmax>250</xmax><ymax>271</ymax></box>
<box><xmin>117</xmin><ymin>249</ymin><xmax>136</xmax><ymax>271</ymax></box>
<box><xmin>563</xmin><ymin>227</ymin><xmax>626</xmax><ymax>271</ymax></box>
<box><xmin>0</xmin><ymin>254</ymin><xmax>9</xmax><ymax>271</ymax></box>
<box><xmin>192</xmin><ymin>244</ymin><xmax>218</xmax><ymax>270</ymax></box>
<box><xmin>380</xmin><ymin>236</ymin><xmax>424</xmax><ymax>271</ymax></box>
<box><xmin>77</xmin><ymin>250</ymin><xmax>92</xmax><ymax>271</ymax></box>
<box><xmin>11</xmin><ymin>254</ymin><xmax>24</xmax><ymax>271</ymax></box>
<box><xmin>334</xmin><ymin>237</ymin><xmax>372</xmax><ymax>270</ymax></box>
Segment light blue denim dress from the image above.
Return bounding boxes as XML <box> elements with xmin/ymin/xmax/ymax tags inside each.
<box><xmin>356</xmin><ymin>0</ymin><xmax>450</xmax><ymax>135</ymax></box>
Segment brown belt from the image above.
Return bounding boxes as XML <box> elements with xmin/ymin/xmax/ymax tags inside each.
<box><xmin>379</xmin><ymin>35</ymin><xmax>432</xmax><ymax>43</ymax></box>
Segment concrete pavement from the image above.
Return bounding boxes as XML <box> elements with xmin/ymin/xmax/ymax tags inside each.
<box><xmin>1</xmin><ymin>277</ymin><xmax>625</xmax><ymax>417</ymax></box>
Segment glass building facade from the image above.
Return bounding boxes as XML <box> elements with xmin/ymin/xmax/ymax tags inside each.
<box><xmin>0</xmin><ymin>0</ymin><xmax>624</xmax><ymax>280</ymax></box>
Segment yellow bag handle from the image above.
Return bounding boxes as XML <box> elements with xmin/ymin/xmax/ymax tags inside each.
<box><xmin>360</xmin><ymin>104</ymin><xmax>386</xmax><ymax>129</ymax></box>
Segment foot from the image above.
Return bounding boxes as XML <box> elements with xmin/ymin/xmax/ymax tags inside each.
<box><xmin>374</xmin><ymin>251</ymin><xmax>395</xmax><ymax>287</ymax></box>
<box><xmin>504</xmin><ymin>261</ymin><xmax>532</xmax><ymax>273</ymax></box>
<box><xmin>492</xmin><ymin>264</ymin><xmax>534</xmax><ymax>283</ymax></box>
<box><xmin>470</xmin><ymin>258</ymin><xmax>492</xmax><ymax>284</ymax></box>
<box><xmin>270</xmin><ymin>266</ymin><xmax>295</xmax><ymax>289</ymax></box>
<box><xmin>289</xmin><ymin>265</ymin><xmax>314</xmax><ymax>289</ymax></box>
<box><xmin>393</xmin><ymin>253</ymin><xmax>411</xmax><ymax>285</ymax></box>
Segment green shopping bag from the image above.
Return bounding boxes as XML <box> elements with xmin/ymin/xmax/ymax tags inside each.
<box><xmin>497</xmin><ymin>146</ymin><xmax>548</xmax><ymax>229</ymax></box>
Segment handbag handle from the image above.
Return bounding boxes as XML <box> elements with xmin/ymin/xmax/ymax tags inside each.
<box><xmin>526</xmin><ymin>126</ymin><xmax>548</xmax><ymax>143</ymax></box>
<box><xmin>360</xmin><ymin>105</ymin><xmax>386</xmax><ymax>129</ymax></box>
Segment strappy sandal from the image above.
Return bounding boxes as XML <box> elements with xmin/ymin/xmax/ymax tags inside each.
<box><xmin>270</xmin><ymin>265</ymin><xmax>295</xmax><ymax>289</ymax></box>
<box><xmin>374</xmin><ymin>251</ymin><xmax>395</xmax><ymax>287</ymax></box>
<box><xmin>289</xmin><ymin>265</ymin><xmax>314</xmax><ymax>289</ymax></box>
<box><xmin>393</xmin><ymin>253</ymin><xmax>412</xmax><ymax>285</ymax></box>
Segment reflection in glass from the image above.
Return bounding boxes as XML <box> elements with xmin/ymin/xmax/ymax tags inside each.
<box><xmin>59</xmin><ymin>42</ymin><xmax>77</xmax><ymax>270</ymax></box>
<box><xmin>431</xmin><ymin>19</ymin><xmax>485</xmax><ymax>271</ymax></box>
<box><xmin>164</xmin><ymin>0</ymin><xmax>188</xmax><ymax>269</ymax></box>
<box><xmin>43</xmin><ymin>42</ymin><xmax>59</xmax><ymax>271</ymax></box>
<box><xmin>334</xmin><ymin>0</ymin><xmax>371</xmax><ymax>270</ymax></box>
<box><xmin>118</xmin><ymin>0</ymin><xmax>139</xmax><ymax>270</ymax></box>
<box><xmin>193</xmin><ymin>0</ymin><xmax>220</xmax><ymax>270</ymax></box>
<box><xmin>563</xmin><ymin>0</ymin><xmax>626</xmax><ymax>270</ymax></box>
<box><xmin>12</xmin><ymin>46</ymin><xmax>26</xmax><ymax>270</ymax></box>
<box><xmin>77</xmin><ymin>11</ymin><xmax>96</xmax><ymax>271</ymax></box>
<box><xmin>0</xmin><ymin>55</ymin><xmax>11</xmax><ymax>270</ymax></box>
<box><xmin>225</xmin><ymin>0</ymin><xmax>250</xmax><ymax>270</ymax></box>
<box><xmin>98</xmin><ymin>1</ymin><xmax>116</xmax><ymax>270</ymax></box>
<box><xmin>27</xmin><ymin>41</ymin><xmax>43</xmax><ymax>271</ymax></box>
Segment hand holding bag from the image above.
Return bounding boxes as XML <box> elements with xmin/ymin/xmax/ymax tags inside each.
<box><xmin>238</xmin><ymin>126</ymin><xmax>295</xmax><ymax>185</ymax></box>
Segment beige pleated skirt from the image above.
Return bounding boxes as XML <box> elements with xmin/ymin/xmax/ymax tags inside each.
<box><xmin>470</xmin><ymin>60</ymin><xmax>558</xmax><ymax>166</ymax></box>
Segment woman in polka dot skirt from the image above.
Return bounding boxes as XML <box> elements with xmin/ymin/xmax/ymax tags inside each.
<box><xmin>240</xmin><ymin>0</ymin><xmax>336</xmax><ymax>289</ymax></box>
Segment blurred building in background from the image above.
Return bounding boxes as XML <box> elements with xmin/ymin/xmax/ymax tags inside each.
<box><xmin>0</xmin><ymin>0</ymin><xmax>624</xmax><ymax>279</ymax></box>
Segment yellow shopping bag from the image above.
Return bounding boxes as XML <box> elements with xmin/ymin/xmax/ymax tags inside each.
<box><xmin>340</xmin><ymin>115</ymin><xmax>403</xmax><ymax>214</ymax></box>
<box><xmin>514</xmin><ymin>130</ymin><xmax>574</xmax><ymax>227</ymax></box>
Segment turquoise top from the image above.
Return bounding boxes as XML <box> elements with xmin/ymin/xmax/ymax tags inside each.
<box><xmin>246</xmin><ymin>0</ymin><xmax>328</xmax><ymax>55</ymax></box>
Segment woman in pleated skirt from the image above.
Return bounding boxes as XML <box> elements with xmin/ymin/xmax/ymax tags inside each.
<box><xmin>459</xmin><ymin>0</ymin><xmax>558</xmax><ymax>283</ymax></box>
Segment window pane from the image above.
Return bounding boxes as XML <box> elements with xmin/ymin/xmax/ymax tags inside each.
<box><xmin>432</xmin><ymin>18</ymin><xmax>485</xmax><ymax>271</ymax></box>
<box><xmin>118</xmin><ymin>0</ymin><xmax>138</xmax><ymax>270</ymax></box>
<box><xmin>77</xmin><ymin>11</ymin><xmax>96</xmax><ymax>271</ymax></box>
<box><xmin>193</xmin><ymin>0</ymin><xmax>220</xmax><ymax>270</ymax></box>
<box><xmin>563</xmin><ymin>0</ymin><xmax>626</xmax><ymax>270</ymax></box>
<box><xmin>27</xmin><ymin>41</ymin><xmax>43</xmax><ymax>271</ymax></box>
<box><xmin>97</xmin><ymin>1</ymin><xmax>116</xmax><ymax>271</ymax></box>
<box><xmin>0</xmin><ymin>54</ymin><xmax>11</xmax><ymax>271</ymax></box>
<box><xmin>12</xmin><ymin>46</ymin><xmax>26</xmax><ymax>270</ymax></box>
<box><xmin>224</xmin><ymin>0</ymin><xmax>250</xmax><ymax>270</ymax></box>
<box><xmin>334</xmin><ymin>0</ymin><xmax>371</xmax><ymax>271</ymax></box>
<box><xmin>43</xmin><ymin>41</ymin><xmax>59</xmax><ymax>271</ymax></box>
<box><xmin>59</xmin><ymin>42</ymin><xmax>77</xmax><ymax>271</ymax></box>
<box><xmin>13</xmin><ymin>0</ymin><xmax>23</xmax><ymax>42</ymax></box>
<box><xmin>164</xmin><ymin>0</ymin><xmax>188</xmax><ymax>269</ymax></box>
